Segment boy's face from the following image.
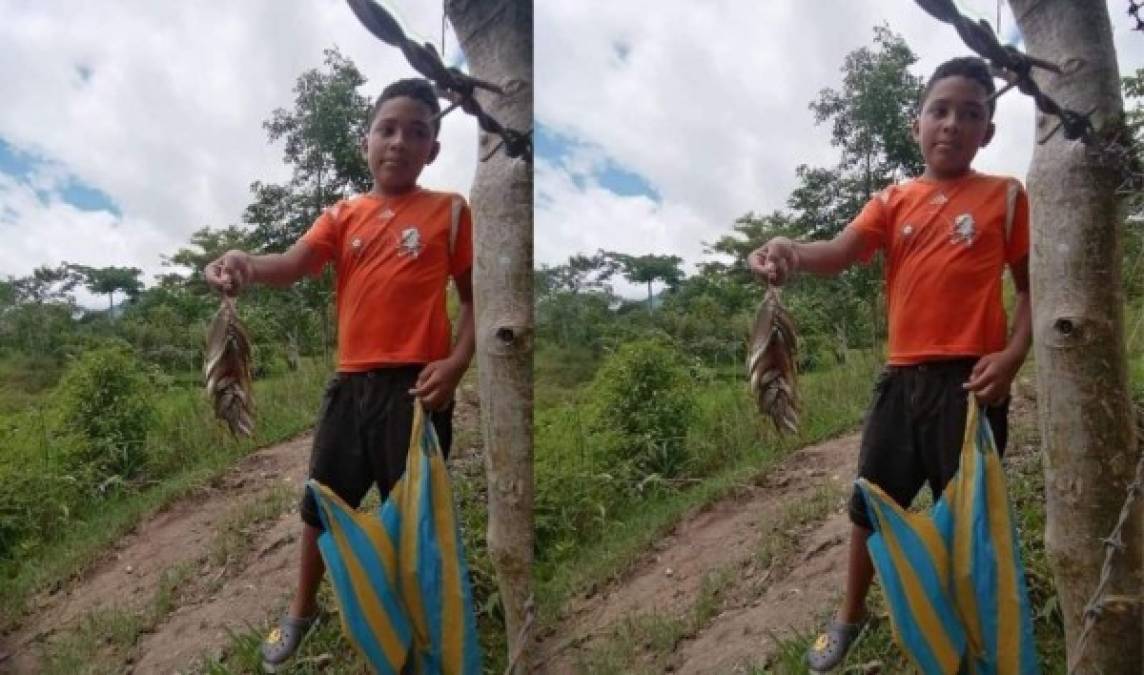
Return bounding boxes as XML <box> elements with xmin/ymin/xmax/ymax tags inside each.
<box><xmin>913</xmin><ymin>75</ymin><xmax>994</xmax><ymax>179</ymax></box>
<box><xmin>365</xmin><ymin>95</ymin><xmax>440</xmax><ymax>194</ymax></box>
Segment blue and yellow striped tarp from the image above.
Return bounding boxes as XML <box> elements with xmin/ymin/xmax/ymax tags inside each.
<box><xmin>856</xmin><ymin>396</ymin><xmax>1038</xmax><ymax>674</ymax></box>
<box><xmin>306</xmin><ymin>402</ymin><xmax>482</xmax><ymax>674</ymax></box>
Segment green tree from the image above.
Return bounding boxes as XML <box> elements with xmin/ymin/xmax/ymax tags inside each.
<box><xmin>261</xmin><ymin>46</ymin><xmax>372</xmax><ymax>244</ymax></box>
<box><xmin>605</xmin><ymin>252</ymin><xmax>685</xmax><ymax>314</ymax></box>
<box><xmin>73</xmin><ymin>265</ymin><xmax>144</xmax><ymax>312</ymax></box>
<box><xmin>809</xmin><ymin>24</ymin><xmax>924</xmax><ymax>196</ymax></box>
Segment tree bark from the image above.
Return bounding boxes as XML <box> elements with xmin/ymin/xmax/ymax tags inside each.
<box><xmin>1010</xmin><ymin>2</ymin><xmax>1142</xmax><ymax>671</ymax></box>
<box><xmin>444</xmin><ymin>0</ymin><xmax>535</xmax><ymax>671</ymax></box>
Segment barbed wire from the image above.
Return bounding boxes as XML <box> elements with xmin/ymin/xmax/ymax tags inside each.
<box><xmin>916</xmin><ymin>2</ymin><xmax>1142</xmax><ymax>670</ymax></box>
<box><xmin>914</xmin><ymin>0</ymin><xmax>1094</xmax><ymax>143</ymax></box>
<box><xmin>1067</xmin><ymin>428</ymin><xmax>1144</xmax><ymax>674</ymax></box>
<box><xmin>345</xmin><ymin>0</ymin><xmax>532</xmax><ymax>163</ymax></box>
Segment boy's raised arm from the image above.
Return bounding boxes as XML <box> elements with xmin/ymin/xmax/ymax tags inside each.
<box><xmin>205</xmin><ymin>241</ymin><xmax>324</xmax><ymax>295</ymax></box>
<box><xmin>748</xmin><ymin>227</ymin><xmax>869</xmax><ymax>285</ymax></box>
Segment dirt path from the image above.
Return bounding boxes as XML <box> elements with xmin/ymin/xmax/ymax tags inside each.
<box><xmin>539</xmin><ymin>432</ymin><xmax>865</xmax><ymax>674</ymax></box>
<box><xmin>0</xmin><ymin>383</ymin><xmax>482</xmax><ymax>675</ymax></box>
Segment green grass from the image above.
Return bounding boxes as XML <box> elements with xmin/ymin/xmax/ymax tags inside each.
<box><xmin>0</xmin><ymin>358</ymin><xmax>331</xmax><ymax>628</ymax></box>
<box><xmin>39</xmin><ymin>561</ymin><xmax>196</xmax><ymax>674</ymax></box>
<box><xmin>208</xmin><ymin>485</ymin><xmax>295</xmax><ymax>570</ymax></box>
<box><xmin>756</xmin><ymin>485</ymin><xmax>847</xmax><ymax>570</ymax></box>
<box><xmin>753</xmin><ymin>368</ymin><xmax>1068</xmax><ymax>673</ymax></box>
<box><xmin>575</xmin><ymin>565</ymin><xmax>736</xmax><ymax>674</ymax></box>
<box><xmin>0</xmin><ymin>353</ymin><xmax>63</xmax><ymax>416</ymax></box>
<box><xmin>535</xmin><ymin>351</ymin><xmax>881</xmax><ymax>626</ymax></box>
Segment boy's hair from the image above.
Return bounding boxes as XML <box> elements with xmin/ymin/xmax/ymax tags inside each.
<box><xmin>919</xmin><ymin>56</ymin><xmax>997</xmax><ymax>118</ymax></box>
<box><xmin>367</xmin><ymin>78</ymin><xmax>442</xmax><ymax>136</ymax></box>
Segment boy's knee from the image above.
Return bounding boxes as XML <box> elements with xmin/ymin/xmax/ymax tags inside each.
<box><xmin>847</xmin><ymin>487</ymin><xmax>874</xmax><ymax>530</ymax></box>
<box><xmin>299</xmin><ymin>491</ymin><xmax>325</xmax><ymax>531</ymax></box>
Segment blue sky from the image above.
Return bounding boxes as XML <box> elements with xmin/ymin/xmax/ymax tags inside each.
<box><xmin>535</xmin><ymin>0</ymin><xmax>1143</xmax><ymax>299</ymax></box>
<box><xmin>0</xmin><ymin>139</ymin><xmax>120</xmax><ymax>217</ymax></box>
<box><xmin>0</xmin><ymin>0</ymin><xmax>477</xmax><ymax>308</ymax></box>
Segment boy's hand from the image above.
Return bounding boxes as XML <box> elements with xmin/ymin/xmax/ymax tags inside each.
<box><xmin>411</xmin><ymin>357</ymin><xmax>467</xmax><ymax>411</ymax></box>
<box><xmin>963</xmin><ymin>351</ymin><xmax>1021</xmax><ymax>406</ymax></box>
<box><xmin>748</xmin><ymin>237</ymin><xmax>799</xmax><ymax>285</ymax></box>
<box><xmin>205</xmin><ymin>250</ymin><xmax>253</xmax><ymax>296</ymax></box>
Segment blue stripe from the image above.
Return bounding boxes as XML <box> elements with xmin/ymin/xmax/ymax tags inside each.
<box><xmin>875</xmin><ymin>497</ymin><xmax>966</xmax><ymax>647</ymax></box>
<box><xmin>324</xmin><ymin>502</ymin><xmax>413</xmax><ymax>648</ymax></box>
<box><xmin>865</xmin><ymin>508</ymin><xmax>951</xmax><ymax>674</ymax></box>
<box><xmin>969</xmin><ymin>442</ymin><xmax>1000</xmax><ymax>668</ymax></box>
<box><xmin>417</xmin><ymin>452</ymin><xmax>445</xmax><ymax>669</ymax></box>
<box><xmin>308</xmin><ymin>483</ymin><xmax>404</xmax><ymax>671</ymax></box>
<box><xmin>316</xmin><ymin>533</ymin><xmax>398</xmax><ymax>673</ymax></box>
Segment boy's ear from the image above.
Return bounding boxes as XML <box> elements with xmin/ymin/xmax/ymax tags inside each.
<box><xmin>981</xmin><ymin>121</ymin><xmax>995</xmax><ymax>147</ymax></box>
<box><xmin>426</xmin><ymin>140</ymin><xmax>440</xmax><ymax>165</ymax></box>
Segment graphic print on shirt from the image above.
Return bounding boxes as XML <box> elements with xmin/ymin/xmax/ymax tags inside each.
<box><xmin>397</xmin><ymin>226</ymin><xmax>423</xmax><ymax>259</ymax></box>
<box><xmin>949</xmin><ymin>212</ymin><xmax>977</xmax><ymax>247</ymax></box>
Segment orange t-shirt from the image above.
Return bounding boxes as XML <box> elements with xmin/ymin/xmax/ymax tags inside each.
<box><xmin>847</xmin><ymin>171</ymin><xmax>1029</xmax><ymax>365</ymax></box>
<box><xmin>300</xmin><ymin>188</ymin><xmax>473</xmax><ymax>371</ymax></box>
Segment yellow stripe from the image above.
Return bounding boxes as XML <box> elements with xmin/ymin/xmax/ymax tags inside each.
<box><xmin>953</xmin><ymin>405</ymin><xmax>983</xmax><ymax>658</ymax></box>
<box><xmin>401</xmin><ymin>407</ymin><xmax>429</xmax><ymax>649</ymax></box>
<box><xmin>430</xmin><ymin>451</ymin><xmax>464</xmax><ymax>671</ymax></box>
<box><xmin>869</xmin><ymin>494</ymin><xmax>962</xmax><ymax>672</ymax></box>
<box><xmin>316</xmin><ymin>484</ymin><xmax>407</xmax><ymax>667</ymax></box>
<box><xmin>983</xmin><ymin>446</ymin><xmax>1021</xmax><ymax>673</ymax></box>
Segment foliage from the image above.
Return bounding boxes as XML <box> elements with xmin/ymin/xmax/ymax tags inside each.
<box><xmin>588</xmin><ymin>339</ymin><xmax>698</xmax><ymax>480</ymax></box>
<box><xmin>53</xmin><ymin>344</ymin><xmax>157</xmax><ymax>482</ymax></box>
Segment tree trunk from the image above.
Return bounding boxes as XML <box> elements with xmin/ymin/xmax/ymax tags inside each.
<box><xmin>1010</xmin><ymin>2</ymin><xmax>1142</xmax><ymax>671</ymax></box>
<box><xmin>445</xmin><ymin>0</ymin><xmax>535</xmax><ymax>671</ymax></box>
<box><xmin>647</xmin><ymin>280</ymin><xmax>653</xmax><ymax>314</ymax></box>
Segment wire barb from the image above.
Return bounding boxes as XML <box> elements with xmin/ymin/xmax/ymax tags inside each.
<box><xmin>1066</xmin><ymin>436</ymin><xmax>1144</xmax><ymax>674</ymax></box>
<box><xmin>914</xmin><ymin>0</ymin><xmax>1095</xmax><ymax>143</ymax></box>
<box><xmin>345</xmin><ymin>0</ymin><xmax>532</xmax><ymax>163</ymax></box>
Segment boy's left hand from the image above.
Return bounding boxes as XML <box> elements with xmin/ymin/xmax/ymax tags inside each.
<box><xmin>411</xmin><ymin>357</ymin><xmax>467</xmax><ymax>411</ymax></box>
<box><xmin>963</xmin><ymin>351</ymin><xmax>1021</xmax><ymax>406</ymax></box>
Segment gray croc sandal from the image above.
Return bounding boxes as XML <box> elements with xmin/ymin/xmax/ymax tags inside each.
<box><xmin>261</xmin><ymin>613</ymin><xmax>319</xmax><ymax>673</ymax></box>
<box><xmin>806</xmin><ymin>615</ymin><xmax>868</xmax><ymax>673</ymax></box>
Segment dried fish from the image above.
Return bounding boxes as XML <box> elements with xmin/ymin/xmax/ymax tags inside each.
<box><xmin>204</xmin><ymin>296</ymin><xmax>255</xmax><ymax>437</ymax></box>
<box><xmin>747</xmin><ymin>286</ymin><xmax>799</xmax><ymax>434</ymax></box>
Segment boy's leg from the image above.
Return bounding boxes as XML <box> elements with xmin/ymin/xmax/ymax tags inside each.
<box><xmin>839</xmin><ymin>524</ymin><xmax>875</xmax><ymax>623</ymax></box>
<box><xmin>810</xmin><ymin>367</ymin><xmax>923</xmax><ymax>671</ymax></box>
<box><xmin>265</xmin><ymin>375</ymin><xmax>370</xmax><ymax>667</ymax></box>
<box><xmin>289</xmin><ymin>523</ymin><xmax>325</xmax><ymax>618</ymax></box>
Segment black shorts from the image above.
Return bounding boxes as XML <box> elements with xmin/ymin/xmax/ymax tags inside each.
<box><xmin>848</xmin><ymin>358</ymin><xmax>1009</xmax><ymax>529</ymax></box>
<box><xmin>299</xmin><ymin>366</ymin><xmax>454</xmax><ymax>529</ymax></box>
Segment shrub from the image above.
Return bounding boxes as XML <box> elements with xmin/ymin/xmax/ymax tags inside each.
<box><xmin>588</xmin><ymin>339</ymin><xmax>697</xmax><ymax>479</ymax></box>
<box><xmin>54</xmin><ymin>345</ymin><xmax>156</xmax><ymax>482</ymax></box>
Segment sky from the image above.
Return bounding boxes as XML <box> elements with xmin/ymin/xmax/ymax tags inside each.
<box><xmin>0</xmin><ymin>0</ymin><xmax>477</xmax><ymax>307</ymax></box>
<box><xmin>3</xmin><ymin>2</ymin><xmax>1143</xmax><ymax>306</ymax></box>
<box><xmin>535</xmin><ymin>0</ymin><xmax>1144</xmax><ymax>298</ymax></box>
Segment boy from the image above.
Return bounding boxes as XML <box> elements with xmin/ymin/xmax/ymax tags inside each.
<box><xmin>204</xmin><ymin>78</ymin><xmax>475</xmax><ymax>671</ymax></box>
<box><xmin>749</xmin><ymin>57</ymin><xmax>1032</xmax><ymax>672</ymax></box>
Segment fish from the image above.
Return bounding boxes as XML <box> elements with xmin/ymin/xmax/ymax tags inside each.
<box><xmin>203</xmin><ymin>296</ymin><xmax>255</xmax><ymax>437</ymax></box>
<box><xmin>747</xmin><ymin>286</ymin><xmax>799</xmax><ymax>434</ymax></box>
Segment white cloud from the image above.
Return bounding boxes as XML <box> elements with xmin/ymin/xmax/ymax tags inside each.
<box><xmin>0</xmin><ymin>0</ymin><xmax>480</xmax><ymax>302</ymax></box>
<box><xmin>536</xmin><ymin>0</ymin><xmax>1144</xmax><ymax>297</ymax></box>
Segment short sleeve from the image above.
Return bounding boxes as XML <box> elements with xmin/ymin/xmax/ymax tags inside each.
<box><xmin>299</xmin><ymin>201</ymin><xmax>344</xmax><ymax>274</ymax></box>
<box><xmin>847</xmin><ymin>191</ymin><xmax>890</xmax><ymax>263</ymax></box>
<box><xmin>1005</xmin><ymin>181</ymin><xmax>1030</xmax><ymax>266</ymax></box>
<box><xmin>450</xmin><ymin>198</ymin><xmax>474</xmax><ymax>278</ymax></box>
